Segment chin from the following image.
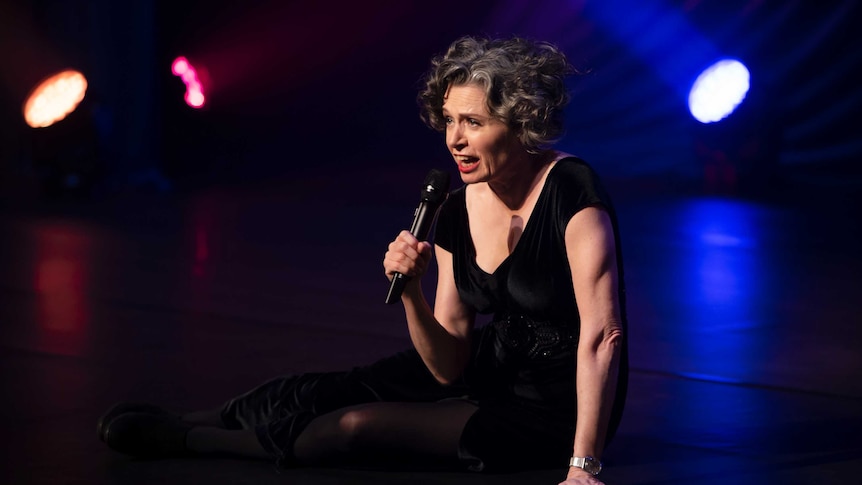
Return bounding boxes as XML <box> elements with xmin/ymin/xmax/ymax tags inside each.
<box><xmin>459</xmin><ymin>173</ymin><xmax>484</xmax><ymax>185</ymax></box>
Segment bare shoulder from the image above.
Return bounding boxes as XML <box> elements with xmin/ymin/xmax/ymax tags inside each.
<box><xmin>566</xmin><ymin>206</ymin><xmax>614</xmax><ymax>239</ymax></box>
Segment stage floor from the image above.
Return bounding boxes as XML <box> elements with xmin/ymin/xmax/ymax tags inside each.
<box><xmin>1</xmin><ymin>167</ymin><xmax>860</xmax><ymax>485</ymax></box>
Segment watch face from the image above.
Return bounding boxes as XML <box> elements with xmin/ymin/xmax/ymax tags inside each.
<box><xmin>583</xmin><ymin>457</ymin><xmax>602</xmax><ymax>475</ymax></box>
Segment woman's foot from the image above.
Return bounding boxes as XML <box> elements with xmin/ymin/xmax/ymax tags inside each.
<box><xmin>97</xmin><ymin>402</ymin><xmax>177</xmax><ymax>442</ymax></box>
<box><xmin>103</xmin><ymin>412</ymin><xmax>194</xmax><ymax>458</ymax></box>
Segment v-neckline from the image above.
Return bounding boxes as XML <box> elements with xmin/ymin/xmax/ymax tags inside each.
<box><xmin>465</xmin><ymin>160</ymin><xmax>561</xmax><ymax>276</ymax></box>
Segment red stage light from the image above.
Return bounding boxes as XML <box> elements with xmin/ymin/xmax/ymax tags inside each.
<box><xmin>172</xmin><ymin>56</ymin><xmax>206</xmax><ymax>108</ymax></box>
<box><xmin>23</xmin><ymin>70</ymin><xmax>88</xmax><ymax>128</ymax></box>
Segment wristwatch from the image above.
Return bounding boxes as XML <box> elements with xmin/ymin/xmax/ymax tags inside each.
<box><xmin>569</xmin><ymin>456</ymin><xmax>602</xmax><ymax>476</ymax></box>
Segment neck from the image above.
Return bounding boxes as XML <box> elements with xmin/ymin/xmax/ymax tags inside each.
<box><xmin>488</xmin><ymin>150</ymin><xmax>555</xmax><ymax>210</ymax></box>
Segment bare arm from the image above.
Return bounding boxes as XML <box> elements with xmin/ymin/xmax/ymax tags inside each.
<box><xmin>384</xmin><ymin>230</ymin><xmax>474</xmax><ymax>385</ymax></box>
<box><xmin>563</xmin><ymin>207</ymin><xmax>624</xmax><ymax>483</ymax></box>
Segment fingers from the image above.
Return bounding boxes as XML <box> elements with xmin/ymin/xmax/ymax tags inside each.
<box><xmin>383</xmin><ymin>230</ymin><xmax>432</xmax><ymax>279</ymax></box>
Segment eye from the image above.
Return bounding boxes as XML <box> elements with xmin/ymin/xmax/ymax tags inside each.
<box><xmin>468</xmin><ymin>118</ymin><xmax>481</xmax><ymax>127</ymax></box>
<box><xmin>443</xmin><ymin>116</ymin><xmax>454</xmax><ymax>125</ymax></box>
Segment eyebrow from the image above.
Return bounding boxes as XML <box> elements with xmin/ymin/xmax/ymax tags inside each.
<box><xmin>441</xmin><ymin>107</ymin><xmax>489</xmax><ymax>119</ymax></box>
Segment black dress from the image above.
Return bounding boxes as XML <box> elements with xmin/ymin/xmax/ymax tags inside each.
<box><xmin>219</xmin><ymin>157</ymin><xmax>628</xmax><ymax>472</ymax></box>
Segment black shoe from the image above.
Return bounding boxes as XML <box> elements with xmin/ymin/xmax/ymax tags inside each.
<box><xmin>103</xmin><ymin>412</ymin><xmax>193</xmax><ymax>458</ymax></box>
<box><xmin>97</xmin><ymin>402</ymin><xmax>176</xmax><ymax>443</ymax></box>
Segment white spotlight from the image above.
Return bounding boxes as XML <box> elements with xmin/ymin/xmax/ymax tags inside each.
<box><xmin>688</xmin><ymin>59</ymin><xmax>750</xmax><ymax>124</ymax></box>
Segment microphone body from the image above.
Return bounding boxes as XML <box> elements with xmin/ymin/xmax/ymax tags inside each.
<box><xmin>385</xmin><ymin>169</ymin><xmax>450</xmax><ymax>304</ymax></box>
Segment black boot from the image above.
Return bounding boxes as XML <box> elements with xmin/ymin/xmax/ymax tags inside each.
<box><xmin>97</xmin><ymin>402</ymin><xmax>177</xmax><ymax>443</ymax></box>
<box><xmin>103</xmin><ymin>412</ymin><xmax>194</xmax><ymax>458</ymax></box>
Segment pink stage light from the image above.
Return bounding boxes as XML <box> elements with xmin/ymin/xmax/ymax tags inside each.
<box><xmin>172</xmin><ymin>56</ymin><xmax>206</xmax><ymax>108</ymax></box>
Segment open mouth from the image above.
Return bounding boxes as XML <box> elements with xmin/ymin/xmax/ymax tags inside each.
<box><xmin>456</xmin><ymin>157</ymin><xmax>479</xmax><ymax>173</ymax></box>
<box><xmin>455</xmin><ymin>155</ymin><xmax>478</xmax><ymax>167</ymax></box>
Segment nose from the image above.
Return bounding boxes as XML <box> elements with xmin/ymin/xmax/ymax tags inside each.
<box><xmin>446</xmin><ymin>123</ymin><xmax>466</xmax><ymax>151</ymax></box>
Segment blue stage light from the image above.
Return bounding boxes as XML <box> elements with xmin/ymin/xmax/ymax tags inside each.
<box><xmin>688</xmin><ymin>59</ymin><xmax>750</xmax><ymax>124</ymax></box>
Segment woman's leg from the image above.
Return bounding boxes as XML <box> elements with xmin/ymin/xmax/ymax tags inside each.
<box><xmin>176</xmin><ymin>399</ymin><xmax>478</xmax><ymax>464</ymax></box>
<box><xmin>103</xmin><ymin>349</ymin><xmax>461</xmax><ymax>461</ymax></box>
<box><xmin>182</xmin><ymin>406</ymin><xmax>228</xmax><ymax>428</ymax></box>
<box><xmin>180</xmin><ymin>406</ymin><xmax>274</xmax><ymax>458</ymax></box>
<box><xmin>293</xmin><ymin>399</ymin><xmax>479</xmax><ymax>467</ymax></box>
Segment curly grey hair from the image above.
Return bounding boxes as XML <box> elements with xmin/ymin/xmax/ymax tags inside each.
<box><xmin>418</xmin><ymin>36</ymin><xmax>573</xmax><ymax>153</ymax></box>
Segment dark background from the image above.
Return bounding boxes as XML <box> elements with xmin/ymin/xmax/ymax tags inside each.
<box><xmin>1</xmin><ymin>2</ymin><xmax>862</xmax><ymax>484</ymax></box>
<box><xmin>1</xmin><ymin>0</ymin><xmax>860</xmax><ymax>198</ymax></box>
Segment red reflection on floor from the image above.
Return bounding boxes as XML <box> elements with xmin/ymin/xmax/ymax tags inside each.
<box><xmin>32</xmin><ymin>224</ymin><xmax>92</xmax><ymax>356</ymax></box>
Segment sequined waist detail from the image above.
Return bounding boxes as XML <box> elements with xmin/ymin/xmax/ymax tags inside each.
<box><xmin>492</xmin><ymin>314</ymin><xmax>576</xmax><ymax>359</ymax></box>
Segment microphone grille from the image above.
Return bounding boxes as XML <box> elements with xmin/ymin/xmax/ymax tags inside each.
<box><xmin>421</xmin><ymin>169</ymin><xmax>450</xmax><ymax>204</ymax></box>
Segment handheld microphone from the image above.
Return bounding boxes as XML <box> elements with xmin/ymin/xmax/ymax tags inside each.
<box><xmin>385</xmin><ymin>169</ymin><xmax>451</xmax><ymax>304</ymax></box>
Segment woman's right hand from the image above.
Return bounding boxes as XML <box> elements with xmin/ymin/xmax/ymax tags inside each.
<box><xmin>383</xmin><ymin>230</ymin><xmax>432</xmax><ymax>284</ymax></box>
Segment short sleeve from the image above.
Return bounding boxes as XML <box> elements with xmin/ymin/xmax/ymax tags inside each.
<box><xmin>433</xmin><ymin>185</ymin><xmax>466</xmax><ymax>253</ymax></box>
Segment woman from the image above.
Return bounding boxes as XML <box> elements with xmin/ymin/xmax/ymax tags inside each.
<box><xmin>100</xmin><ymin>36</ymin><xmax>627</xmax><ymax>485</ymax></box>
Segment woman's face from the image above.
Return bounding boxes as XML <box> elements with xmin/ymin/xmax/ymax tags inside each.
<box><xmin>442</xmin><ymin>83</ymin><xmax>524</xmax><ymax>184</ymax></box>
